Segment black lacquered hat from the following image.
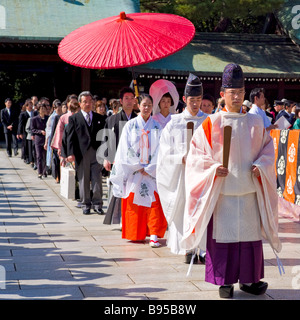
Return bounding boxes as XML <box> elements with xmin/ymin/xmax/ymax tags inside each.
<box><xmin>184</xmin><ymin>73</ymin><xmax>203</xmax><ymax>97</ymax></box>
<box><xmin>222</xmin><ymin>63</ymin><xmax>244</xmax><ymax>88</ymax></box>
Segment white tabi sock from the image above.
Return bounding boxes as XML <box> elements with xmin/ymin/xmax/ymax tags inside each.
<box><xmin>150</xmin><ymin>235</ymin><xmax>158</xmax><ymax>242</ymax></box>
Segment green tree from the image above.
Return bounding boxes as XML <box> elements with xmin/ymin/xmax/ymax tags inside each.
<box><xmin>140</xmin><ymin>0</ymin><xmax>285</xmax><ymax>33</ymax></box>
<box><xmin>140</xmin><ymin>0</ymin><xmax>174</xmax><ymax>13</ymax></box>
<box><xmin>0</xmin><ymin>71</ymin><xmax>39</xmax><ymax>104</ymax></box>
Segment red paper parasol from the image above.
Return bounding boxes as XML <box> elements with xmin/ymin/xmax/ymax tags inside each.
<box><xmin>58</xmin><ymin>12</ymin><xmax>195</xmax><ymax>95</ymax></box>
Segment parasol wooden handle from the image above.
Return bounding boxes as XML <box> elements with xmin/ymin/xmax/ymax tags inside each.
<box><xmin>131</xmin><ymin>67</ymin><xmax>139</xmax><ymax>98</ymax></box>
<box><xmin>223</xmin><ymin>126</ymin><xmax>232</xmax><ymax>168</ymax></box>
<box><xmin>186</xmin><ymin>122</ymin><xmax>194</xmax><ymax>154</ymax></box>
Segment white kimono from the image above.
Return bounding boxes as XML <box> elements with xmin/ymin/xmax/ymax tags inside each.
<box><xmin>150</xmin><ymin>79</ymin><xmax>179</xmax><ymax>129</ymax></box>
<box><xmin>110</xmin><ymin>115</ymin><xmax>161</xmax><ymax>208</ymax></box>
<box><xmin>156</xmin><ymin>109</ymin><xmax>207</xmax><ymax>254</ymax></box>
<box><xmin>152</xmin><ymin>113</ymin><xmax>172</xmax><ymax>129</ymax></box>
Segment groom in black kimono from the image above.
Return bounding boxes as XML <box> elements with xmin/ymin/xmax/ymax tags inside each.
<box><xmin>102</xmin><ymin>87</ymin><xmax>137</xmax><ymax>225</ymax></box>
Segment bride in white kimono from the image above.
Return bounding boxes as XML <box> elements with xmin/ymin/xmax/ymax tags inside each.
<box><xmin>150</xmin><ymin>79</ymin><xmax>179</xmax><ymax>128</ymax></box>
<box><xmin>110</xmin><ymin>94</ymin><xmax>167</xmax><ymax>247</ymax></box>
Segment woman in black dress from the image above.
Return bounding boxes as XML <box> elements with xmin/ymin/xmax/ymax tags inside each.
<box><xmin>31</xmin><ymin>104</ymin><xmax>49</xmax><ymax>179</ymax></box>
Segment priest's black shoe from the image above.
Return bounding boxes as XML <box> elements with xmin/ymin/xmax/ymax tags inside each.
<box><xmin>94</xmin><ymin>208</ymin><xmax>105</xmax><ymax>215</ymax></box>
<box><xmin>239</xmin><ymin>281</ymin><xmax>268</xmax><ymax>295</ymax></box>
<box><xmin>83</xmin><ymin>209</ymin><xmax>91</xmax><ymax>215</ymax></box>
<box><xmin>199</xmin><ymin>254</ymin><xmax>206</xmax><ymax>264</ymax></box>
<box><xmin>219</xmin><ymin>285</ymin><xmax>234</xmax><ymax>298</ymax></box>
<box><xmin>185</xmin><ymin>251</ymin><xmax>198</xmax><ymax>264</ymax></box>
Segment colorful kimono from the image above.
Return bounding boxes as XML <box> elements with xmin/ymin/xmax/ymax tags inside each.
<box><xmin>45</xmin><ymin>111</ymin><xmax>57</xmax><ymax>167</ymax></box>
<box><xmin>51</xmin><ymin>111</ymin><xmax>73</xmax><ymax>152</ymax></box>
<box><xmin>181</xmin><ymin>109</ymin><xmax>282</xmax><ymax>285</ymax></box>
<box><xmin>156</xmin><ymin>109</ymin><xmax>207</xmax><ymax>254</ymax></box>
<box><xmin>292</xmin><ymin>118</ymin><xmax>300</xmax><ymax>130</ymax></box>
<box><xmin>110</xmin><ymin>115</ymin><xmax>167</xmax><ymax>241</ymax></box>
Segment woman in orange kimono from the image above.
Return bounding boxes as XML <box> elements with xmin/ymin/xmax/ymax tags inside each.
<box><xmin>110</xmin><ymin>94</ymin><xmax>167</xmax><ymax>247</ymax></box>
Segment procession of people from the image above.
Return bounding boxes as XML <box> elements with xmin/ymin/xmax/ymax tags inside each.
<box><xmin>1</xmin><ymin>63</ymin><xmax>298</xmax><ymax>298</ymax></box>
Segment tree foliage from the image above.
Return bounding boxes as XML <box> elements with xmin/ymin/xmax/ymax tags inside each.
<box><xmin>0</xmin><ymin>71</ymin><xmax>40</xmax><ymax>104</ymax></box>
<box><xmin>140</xmin><ymin>0</ymin><xmax>285</xmax><ymax>33</ymax></box>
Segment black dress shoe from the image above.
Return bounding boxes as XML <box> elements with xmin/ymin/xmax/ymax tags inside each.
<box><xmin>239</xmin><ymin>281</ymin><xmax>268</xmax><ymax>295</ymax></box>
<box><xmin>199</xmin><ymin>254</ymin><xmax>206</xmax><ymax>264</ymax></box>
<box><xmin>94</xmin><ymin>208</ymin><xmax>105</xmax><ymax>215</ymax></box>
<box><xmin>83</xmin><ymin>209</ymin><xmax>91</xmax><ymax>215</ymax></box>
<box><xmin>185</xmin><ymin>251</ymin><xmax>198</xmax><ymax>264</ymax></box>
<box><xmin>219</xmin><ymin>285</ymin><xmax>234</xmax><ymax>298</ymax></box>
<box><xmin>33</xmin><ymin>164</ymin><xmax>37</xmax><ymax>170</ymax></box>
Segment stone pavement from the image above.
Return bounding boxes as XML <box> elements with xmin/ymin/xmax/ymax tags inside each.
<box><xmin>0</xmin><ymin>149</ymin><xmax>300</xmax><ymax>300</ymax></box>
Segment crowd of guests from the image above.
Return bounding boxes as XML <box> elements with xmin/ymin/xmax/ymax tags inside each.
<box><xmin>198</xmin><ymin>90</ymin><xmax>300</xmax><ymax>130</ymax></box>
<box><xmin>0</xmin><ymin>94</ymin><xmax>122</xmax><ymax>179</ymax></box>
<box><xmin>241</xmin><ymin>93</ymin><xmax>300</xmax><ymax>130</ymax></box>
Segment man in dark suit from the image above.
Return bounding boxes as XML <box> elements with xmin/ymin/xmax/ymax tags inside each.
<box><xmin>17</xmin><ymin>99</ymin><xmax>36</xmax><ymax>163</ymax></box>
<box><xmin>101</xmin><ymin>87</ymin><xmax>137</xmax><ymax>225</ymax></box>
<box><xmin>1</xmin><ymin>98</ymin><xmax>19</xmax><ymax>157</ymax></box>
<box><xmin>66</xmin><ymin>91</ymin><xmax>106</xmax><ymax>215</ymax></box>
<box><xmin>274</xmin><ymin>100</ymin><xmax>294</xmax><ymax>127</ymax></box>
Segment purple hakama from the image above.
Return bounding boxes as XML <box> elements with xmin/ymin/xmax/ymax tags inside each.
<box><xmin>205</xmin><ymin>218</ymin><xmax>264</xmax><ymax>285</ymax></box>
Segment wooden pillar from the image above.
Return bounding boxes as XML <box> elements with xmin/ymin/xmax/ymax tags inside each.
<box><xmin>81</xmin><ymin>68</ymin><xmax>91</xmax><ymax>91</ymax></box>
<box><xmin>214</xmin><ymin>79</ymin><xmax>222</xmax><ymax>100</ymax></box>
<box><xmin>278</xmin><ymin>79</ymin><xmax>285</xmax><ymax>99</ymax></box>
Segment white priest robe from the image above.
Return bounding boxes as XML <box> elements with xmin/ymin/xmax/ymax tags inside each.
<box><xmin>180</xmin><ymin>110</ymin><xmax>282</xmax><ymax>254</ymax></box>
<box><xmin>156</xmin><ymin>109</ymin><xmax>207</xmax><ymax>254</ymax></box>
<box><xmin>110</xmin><ymin>114</ymin><xmax>161</xmax><ymax>208</ymax></box>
